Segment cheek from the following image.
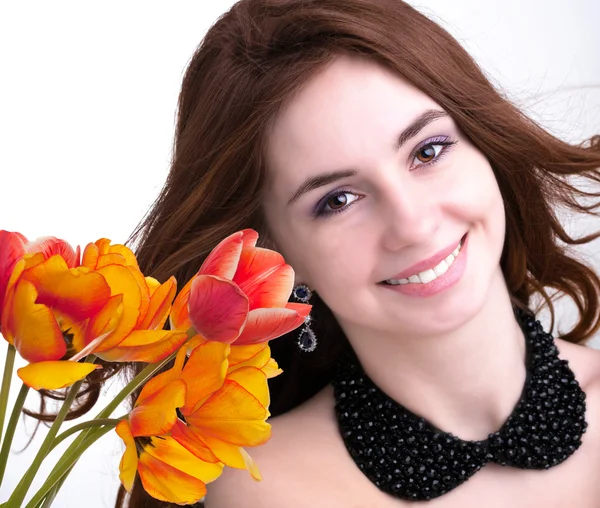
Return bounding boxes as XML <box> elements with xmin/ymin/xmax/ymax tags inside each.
<box><xmin>298</xmin><ymin>225</ymin><xmax>377</xmax><ymax>291</ymax></box>
<box><xmin>263</xmin><ymin>203</ymin><xmax>376</xmax><ymax>291</ymax></box>
<box><xmin>453</xmin><ymin>150</ymin><xmax>504</xmax><ymax>220</ymax></box>
<box><xmin>460</xmin><ymin>157</ymin><xmax>506</xmax><ymax>256</ymax></box>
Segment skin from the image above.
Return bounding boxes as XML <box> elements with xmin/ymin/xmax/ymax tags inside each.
<box><xmin>204</xmin><ymin>54</ymin><xmax>600</xmax><ymax>507</ymax></box>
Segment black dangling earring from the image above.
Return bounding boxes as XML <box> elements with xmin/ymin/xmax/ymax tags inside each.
<box><xmin>292</xmin><ymin>284</ymin><xmax>317</xmax><ymax>352</ymax></box>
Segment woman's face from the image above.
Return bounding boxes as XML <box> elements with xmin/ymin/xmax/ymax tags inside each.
<box><xmin>262</xmin><ymin>55</ymin><xmax>506</xmax><ymax>338</ymax></box>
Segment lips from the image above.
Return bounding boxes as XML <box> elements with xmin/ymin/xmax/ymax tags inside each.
<box><xmin>380</xmin><ymin>233</ymin><xmax>468</xmax><ymax>283</ymax></box>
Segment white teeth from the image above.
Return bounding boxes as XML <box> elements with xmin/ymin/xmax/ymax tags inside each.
<box><xmin>418</xmin><ymin>269</ymin><xmax>437</xmax><ymax>284</ymax></box>
<box><xmin>385</xmin><ymin>238</ymin><xmax>464</xmax><ymax>286</ymax></box>
<box><xmin>433</xmin><ymin>260</ymin><xmax>449</xmax><ymax>276</ymax></box>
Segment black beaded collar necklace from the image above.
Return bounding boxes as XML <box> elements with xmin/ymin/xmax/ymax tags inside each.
<box><xmin>332</xmin><ymin>307</ymin><xmax>588</xmax><ymax>502</ymax></box>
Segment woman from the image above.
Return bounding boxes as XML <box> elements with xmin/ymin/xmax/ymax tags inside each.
<box><xmin>118</xmin><ymin>0</ymin><xmax>600</xmax><ymax>505</ymax></box>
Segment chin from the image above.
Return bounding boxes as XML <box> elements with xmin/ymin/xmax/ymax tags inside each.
<box><xmin>394</xmin><ymin>265</ymin><xmax>499</xmax><ymax>337</ymax></box>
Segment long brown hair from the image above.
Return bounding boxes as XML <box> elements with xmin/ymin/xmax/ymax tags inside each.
<box><xmin>106</xmin><ymin>0</ymin><xmax>600</xmax><ymax>505</ymax></box>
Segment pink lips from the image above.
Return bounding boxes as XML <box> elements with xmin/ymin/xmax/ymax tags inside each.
<box><xmin>385</xmin><ymin>233</ymin><xmax>467</xmax><ymax>281</ymax></box>
<box><xmin>381</xmin><ymin>233</ymin><xmax>469</xmax><ymax>298</ymax></box>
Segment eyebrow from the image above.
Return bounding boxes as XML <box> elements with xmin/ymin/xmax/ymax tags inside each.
<box><xmin>286</xmin><ymin>108</ymin><xmax>448</xmax><ymax>206</ymax></box>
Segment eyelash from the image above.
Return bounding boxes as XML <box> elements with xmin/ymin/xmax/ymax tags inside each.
<box><xmin>312</xmin><ymin>136</ymin><xmax>458</xmax><ymax>219</ymax></box>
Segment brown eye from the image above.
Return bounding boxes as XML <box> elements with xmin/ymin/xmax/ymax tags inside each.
<box><xmin>416</xmin><ymin>144</ymin><xmax>437</xmax><ymax>163</ymax></box>
<box><xmin>327</xmin><ymin>193</ymin><xmax>348</xmax><ymax>209</ymax></box>
<box><xmin>315</xmin><ymin>191</ymin><xmax>361</xmax><ymax>218</ymax></box>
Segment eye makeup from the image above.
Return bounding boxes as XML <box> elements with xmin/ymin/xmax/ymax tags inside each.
<box><xmin>311</xmin><ymin>135</ymin><xmax>458</xmax><ymax>219</ymax></box>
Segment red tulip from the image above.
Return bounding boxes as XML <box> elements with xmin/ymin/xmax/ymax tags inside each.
<box><xmin>170</xmin><ymin>229</ymin><xmax>310</xmax><ymax>345</ymax></box>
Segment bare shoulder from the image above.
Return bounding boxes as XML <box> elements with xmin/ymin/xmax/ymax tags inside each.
<box><xmin>554</xmin><ymin>337</ymin><xmax>600</xmax><ymax>389</ymax></box>
<box><xmin>203</xmin><ymin>386</ymin><xmax>337</xmax><ymax>508</ymax></box>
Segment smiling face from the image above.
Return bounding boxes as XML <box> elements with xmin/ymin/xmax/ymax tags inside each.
<box><xmin>262</xmin><ymin>55</ymin><xmax>507</xmax><ymax>340</ymax></box>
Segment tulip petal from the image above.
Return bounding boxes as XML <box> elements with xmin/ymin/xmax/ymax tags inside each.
<box><xmin>180</xmin><ymin>342</ymin><xmax>230</xmax><ymax>415</ymax></box>
<box><xmin>262</xmin><ymin>358</ymin><xmax>283</xmax><ymax>379</ymax></box>
<box><xmin>227</xmin><ymin>344</ymin><xmax>270</xmax><ymax>372</ymax></box>
<box><xmin>96</xmin><ymin>240</ymin><xmax>139</xmax><ymax>269</ymax></box>
<box><xmin>17</xmin><ymin>361</ymin><xmax>100</xmax><ymax>390</ymax></box>
<box><xmin>171</xmin><ymin>419</ymin><xmax>220</xmax><ymax>463</ymax></box>
<box><xmin>115</xmin><ymin>420</ymin><xmax>138</xmax><ymax>492</ymax></box>
<box><xmin>0</xmin><ymin>231</ymin><xmax>27</xmax><ymax>315</ymax></box>
<box><xmin>134</xmin><ymin>347</ymin><xmax>187</xmax><ymax>407</ymax></box>
<box><xmin>142</xmin><ymin>436</ymin><xmax>224</xmax><ymax>483</ymax></box>
<box><xmin>234</xmin><ymin>248</ymin><xmax>293</xmax><ymax>309</ymax></box>
<box><xmin>227</xmin><ymin>367</ymin><xmax>269</xmax><ymax>408</ymax></box>
<box><xmin>137</xmin><ymin>455</ymin><xmax>208</xmax><ymax>505</ymax></box>
<box><xmin>199</xmin><ymin>434</ymin><xmax>262</xmax><ymax>480</ymax></box>
<box><xmin>228</xmin><ymin>344</ymin><xmax>282</xmax><ymax>378</ymax></box>
<box><xmin>12</xmin><ymin>280</ymin><xmax>65</xmax><ymax>362</ymax></box>
<box><xmin>188</xmin><ymin>275</ymin><xmax>249</xmax><ymax>344</ymax></box>
<box><xmin>239</xmin><ymin>229</ymin><xmax>260</xmax><ymax>249</ymax></box>
<box><xmin>21</xmin><ymin>256</ymin><xmax>112</xmax><ymax>322</ymax></box>
<box><xmin>23</xmin><ymin>252</ymin><xmax>45</xmax><ymax>270</ymax></box>
<box><xmin>128</xmin><ymin>267</ymin><xmax>151</xmax><ymax>329</ymax></box>
<box><xmin>130</xmin><ymin>379</ymin><xmax>186</xmax><ymax>437</ymax></box>
<box><xmin>145</xmin><ymin>276</ymin><xmax>161</xmax><ymax>295</ymax></box>
<box><xmin>84</xmin><ymin>294</ymin><xmax>123</xmax><ymax>347</ymax></box>
<box><xmin>198</xmin><ymin>230</ymin><xmax>245</xmax><ymax>279</ymax></box>
<box><xmin>1</xmin><ymin>258</ymin><xmax>26</xmax><ymax>342</ymax></box>
<box><xmin>138</xmin><ymin>276</ymin><xmax>176</xmax><ymax>331</ymax></box>
<box><xmin>95</xmin><ymin>330</ymin><xmax>188</xmax><ymax>363</ymax></box>
<box><xmin>186</xmin><ymin>379</ymin><xmax>270</xmax><ymax>447</ymax></box>
<box><xmin>234</xmin><ymin>305</ymin><xmax>310</xmax><ymax>345</ymax></box>
<box><xmin>239</xmin><ymin>447</ymin><xmax>262</xmax><ymax>481</ymax></box>
<box><xmin>185</xmin><ymin>334</ymin><xmax>208</xmax><ymax>353</ymax></box>
<box><xmin>24</xmin><ymin>237</ymin><xmax>79</xmax><ymax>268</ymax></box>
<box><xmin>88</xmin><ymin>265</ymin><xmax>142</xmax><ymax>352</ymax></box>
<box><xmin>96</xmin><ymin>253</ymin><xmax>128</xmax><ymax>268</ymax></box>
<box><xmin>137</xmin><ymin>437</ymin><xmax>224</xmax><ymax>504</ymax></box>
<box><xmin>55</xmin><ymin>311</ymin><xmax>89</xmax><ymax>354</ymax></box>
<box><xmin>170</xmin><ymin>277</ymin><xmax>194</xmax><ymax>331</ymax></box>
<box><xmin>81</xmin><ymin>242</ymin><xmax>99</xmax><ymax>269</ymax></box>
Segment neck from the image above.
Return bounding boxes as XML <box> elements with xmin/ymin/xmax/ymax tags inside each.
<box><xmin>340</xmin><ymin>270</ymin><xmax>527</xmax><ymax>441</ymax></box>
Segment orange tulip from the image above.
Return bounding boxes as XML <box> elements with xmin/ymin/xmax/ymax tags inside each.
<box><xmin>1</xmin><ymin>236</ymin><xmax>187</xmax><ymax>390</ymax></box>
<box><xmin>116</xmin><ymin>325</ymin><xmax>286</xmax><ymax>502</ymax></box>
<box><xmin>171</xmin><ymin>229</ymin><xmax>311</xmax><ymax>346</ymax></box>
<box><xmin>79</xmin><ymin>239</ymin><xmax>188</xmax><ymax>363</ymax></box>
<box><xmin>171</xmin><ymin>341</ymin><xmax>276</xmax><ymax>481</ymax></box>
<box><xmin>116</xmin><ymin>347</ymin><xmax>224</xmax><ymax>504</ymax></box>
<box><xmin>1</xmin><ymin>240</ymin><xmax>107</xmax><ymax>389</ymax></box>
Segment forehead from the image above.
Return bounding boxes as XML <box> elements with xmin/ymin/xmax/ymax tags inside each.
<box><xmin>265</xmin><ymin>55</ymin><xmax>441</xmax><ymax>190</ymax></box>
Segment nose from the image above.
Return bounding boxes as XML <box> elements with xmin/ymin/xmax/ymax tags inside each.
<box><xmin>379</xmin><ymin>180</ymin><xmax>441</xmax><ymax>251</ymax></box>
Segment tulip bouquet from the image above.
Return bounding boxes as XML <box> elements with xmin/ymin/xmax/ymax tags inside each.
<box><xmin>0</xmin><ymin>229</ymin><xmax>311</xmax><ymax>506</ymax></box>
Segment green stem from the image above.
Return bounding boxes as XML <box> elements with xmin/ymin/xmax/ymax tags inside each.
<box><xmin>0</xmin><ymin>344</ymin><xmax>16</xmax><ymax>449</ymax></box>
<box><xmin>50</xmin><ymin>417</ymin><xmax>123</xmax><ymax>453</ymax></box>
<box><xmin>0</xmin><ymin>383</ymin><xmax>29</xmax><ymax>488</ymax></box>
<box><xmin>24</xmin><ymin>425</ymin><xmax>113</xmax><ymax>508</ymax></box>
<box><xmin>7</xmin><ymin>355</ymin><xmax>96</xmax><ymax>507</ymax></box>
<box><xmin>37</xmin><ymin>417</ymin><xmax>125</xmax><ymax>506</ymax></box>
<box><xmin>38</xmin><ymin>471</ymin><xmax>69</xmax><ymax>508</ymax></box>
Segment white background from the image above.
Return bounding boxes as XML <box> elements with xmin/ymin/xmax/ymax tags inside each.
<box><xmin>0</xmin><ymin>1</ymin><xmax>599</xmax><ymax>506</ymax></box>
